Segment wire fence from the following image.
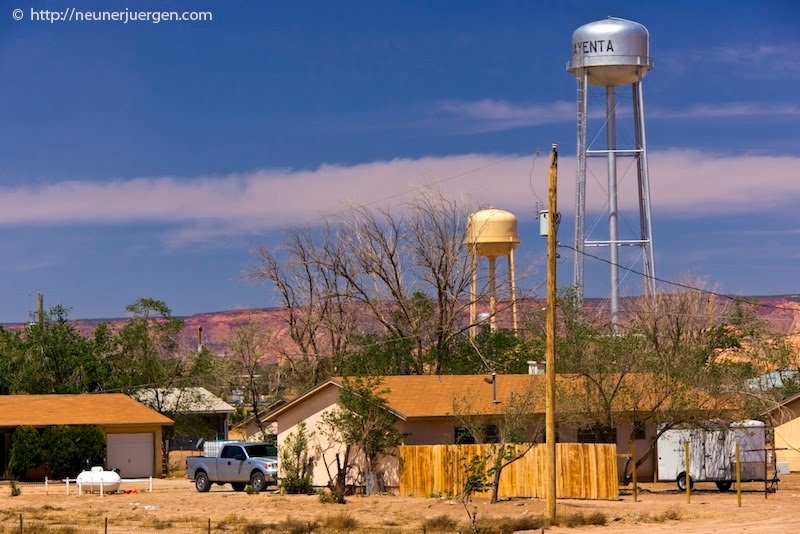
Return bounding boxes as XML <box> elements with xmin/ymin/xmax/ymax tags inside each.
<box><xmin>0</xmin><ymin>515</ymin><xmax>469</xmax><ymax>533</ymax></box>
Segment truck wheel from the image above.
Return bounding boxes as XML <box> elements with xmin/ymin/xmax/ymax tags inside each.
<box><xmin>231</xmin><ymin>483</ymin><xmax>246</xmax><ymax>492</ymax></box>
<box><xmin>716</xmin><ymin>481</ymin><xmax>732</xmax><ymax>492</ymax></box>
<box><xmin>195</xmin><ymin>471</ymin><xmax>211</xmax><ymax>493</ymax></box>
<box><xmin>250</xmin><ymin>471</ymin><xmax>267</xmax><ymax>493</ymax></box>
<box><xmin>676</xmin><ymin>472</ymin><xmax>693</xmax><ymax>492</ymax></box>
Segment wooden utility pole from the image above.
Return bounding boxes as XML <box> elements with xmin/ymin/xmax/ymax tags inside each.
<box><xmin>36</xmin><ymin>291</ymin><xmax>44</xmax><ymax>326</ymax></box>
<box><xmin>545</xmin><ymin>143</ymin><xmax>558</xmax><ymax>522</ymax></box>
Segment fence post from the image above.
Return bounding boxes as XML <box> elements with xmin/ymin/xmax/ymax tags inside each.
<box><xmin>736</xmin><ymin>443</ymin><xmax>742</xmax><ymax>508</ymax></box>
<box><xmin>105</xmin><ymin>517</ymin><xmax>108</xmax><ymax>534</ymax></box>
<box><xmin>684</xmin><ymin>441</ymin><xmax>691</xmax><ymax>504</ymax></box>
<box><xmin>45</xmin><ymin>477</ymin><xmax>48</xmax><ymax>495</ymax></box>
<box><xmin>208</xmin><ymin>518</ymin><xmax>211</xmax><ymax>534</ymax></box>
<box><xmin>100</xmin><ymin>479</ymin><xmax>104</xmax><ymax>498</ymax></box>
<box><xmin>149</xmin><ymin>477</ymin><xmax>153</xmax><ymax>493</ymax></box>
<box><xmin>65</xmin><ymin>478</ymin><xmax>69</xmax><ymax>495</ymax></box>
<box><xmin>19</xmin><ymin>513</ymin><xmax>22</xmax><ymax>534</ymax></box>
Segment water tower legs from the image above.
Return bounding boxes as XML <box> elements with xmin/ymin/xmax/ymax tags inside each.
<box><xmin>508</xmin><ymin>250</ymin><xmax>518</xmax><ymax>333</ymax></box>
<box><xmin>470</xmin><ymin>250</ymin><xmax>477</xmax><ymax>338</ymax></box>
<box><xmin>488</xmin><ymin>256</ymin><xmax>497</xmax><ymax>332</ymax></box>
<box><xmin>607</xmin><ymin>86</ymin><xmax>620</xmax><ymax>332</ymax></box>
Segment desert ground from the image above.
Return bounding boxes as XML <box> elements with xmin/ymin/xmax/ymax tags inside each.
<box><xmin>2</xmin><ymin>475</ymin><xmax>800</xmax><ymax>533</ymax></box>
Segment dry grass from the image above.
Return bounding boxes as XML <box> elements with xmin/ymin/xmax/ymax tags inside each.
<box><xmin>320</xmin><ymin>512</ymin><xmax>360</xmax><ymax>530</ymax></box>
<box><xmin>555</xmin><ymin>511</ymin><xmax>608</xmax><ymax>527</ymax></box>
<box><xmin>277</xmin><ymin>516</ymin><xmax>320</xmax><ymax>534</ymax></box>
<box><xmin>421</xmin><ymin>514</ymin><xmax>458</xmax><ymax>531</ymax></box>
<box><xmin>476</xmin><ymin>515</ymin><xmax>549</xmax><ymax>533</ymax></box>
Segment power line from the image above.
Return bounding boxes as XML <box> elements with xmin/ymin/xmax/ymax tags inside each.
<box><xmin>560</xmin><ymin>243</ymin><xmax>800</xmax><ymax>314</ymax></box>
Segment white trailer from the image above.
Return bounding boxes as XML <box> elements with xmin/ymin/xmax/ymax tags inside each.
<box><xmin>657</xmin><ymin>420</ymin><xmax>767</xmax><ymax>491</ymax></box>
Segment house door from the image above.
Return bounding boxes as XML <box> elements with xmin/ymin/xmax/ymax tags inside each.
<box><xmin>107</xmin><ymin>433</ymin><xmax>154</xmax><ymax>478</ymax></box>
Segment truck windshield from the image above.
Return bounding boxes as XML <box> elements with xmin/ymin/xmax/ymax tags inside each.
<box><xmin>245</xmin><ymin>444</ymin><xmax>277</xmax><ymax>458</ymax></box>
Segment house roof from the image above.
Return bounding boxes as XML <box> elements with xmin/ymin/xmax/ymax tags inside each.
<box><xmin>134</xmin><ymin>387</ymin><xmax>235</xmax><ymax>414</ymax></box>
<box><xmin>0</xmin><ymin>394</ymin><xmax>174</xmax><ymax>427</ymax></box>
<box><xmin>266</xmin><ymin>373</ymin><xmax>710</xmax><ymax>422</ymax></box>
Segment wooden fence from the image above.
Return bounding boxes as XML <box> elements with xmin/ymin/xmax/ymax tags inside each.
<box><xmin>398</xmin><ymin>443</ymin><xmax>618</xmax><ymax>500</ymax></box>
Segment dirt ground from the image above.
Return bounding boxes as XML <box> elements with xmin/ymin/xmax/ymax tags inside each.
<box><xmin>2</xmin><ymin>474</ymin><xmax>800</xmax><ymax>533</ymax></box>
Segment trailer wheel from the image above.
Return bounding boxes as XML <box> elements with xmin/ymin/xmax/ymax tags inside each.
<box><xmin>231</xmin><ymin>483</ymin><xmax>246</xmax><ymax>492</ymax></box>
<box><xmin>676</xmin><ymin>472</ymin><xmax>693</xmax><ymax>492</ymax></box>
<box><xmin>195</xmin><ymin>470</ymin><xmax>211</xmax><ymax>493</ymax></box>
<box><xmin>716</xmin><ymin>481</ymin><xmax>732</xmax><ymax>491</ymax></box>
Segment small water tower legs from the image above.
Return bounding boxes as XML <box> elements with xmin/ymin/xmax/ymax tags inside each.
<box><xmin>488</xmin><ymin>256</ymin><xmax>497</xmax><ymax>332</ymax></box>
<box><xmin>508</xmin><ymin>249</ymin><xmax>518</xmax><ymax>333</ymax></box>
<box><xmin>470</xmin><ymin>250</ymin><xmax>478</xmax><ymax>338</ymax></box>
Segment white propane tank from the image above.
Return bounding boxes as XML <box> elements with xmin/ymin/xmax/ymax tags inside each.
<box><xmin>76</xmin><ymin>466</ymin><xmax>122</xmax><ymax>493</ymax></box>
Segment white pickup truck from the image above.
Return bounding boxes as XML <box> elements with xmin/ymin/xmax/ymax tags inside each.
<box><xmin>185</xmin><ymin>442</ymin><xmax>278</xmax><ymax>492</ymax></box>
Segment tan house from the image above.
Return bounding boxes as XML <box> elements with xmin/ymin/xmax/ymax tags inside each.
<box><xmin>764</xmin><ymin>392</ymin><xmax>800</xmax><ymax>472</ymax></box>
<box><xmin>0</xmin><ymin>394</ymin><xmax>174</xmax><ymax>478</ymax></box>
<box><xmin>267</xmin><ymin>374</ymin><xmax>666</xmax><ymax>489</ymax></box>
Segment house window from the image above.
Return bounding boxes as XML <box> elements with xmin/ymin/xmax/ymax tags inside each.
<box><xmin>577</xmin><ymin>425</ymin><xmax>617</xmax><ymax>444</ymax></box>
<box><xmin>454</xmin><ymin>424</ymin><xmax>500</xmax><ymax>444</ymax></box>
<box><xmin>632</xmin><ymin>422</ymin><xmax>647</xmax><ymax>441</ymax></box>
<box><xmin>455</xmin><ymin>427</ymin><xmax>475</xmax><ymax>445</ymax></box>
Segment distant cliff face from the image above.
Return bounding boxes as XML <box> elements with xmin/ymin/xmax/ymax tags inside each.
<box><xmin>5</xmin><ymin>295</ymin><xmax>799</xmax><ymax>365</ymax></box>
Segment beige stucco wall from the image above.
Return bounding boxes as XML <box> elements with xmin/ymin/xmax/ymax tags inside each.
<box><xmin>774</xmin><ymin>420</ymin><xmax>800</xmax><ymax>471</ymax></box>
<box><xmin>101</xmin><ymin>424</ymin><xmax>165</xmax><ymax>478</ymax></box>
<box><xmin>767</xmin><ymin>397</ymin><xmax>800</xmax><ymax>472</ymax></box>
<box><xmin>277</xmin><ymin>385</ymin><xmax>352</xmax><ymax>487</ymax></box>
<box><xmin>276</xmin><ymin>385</ymin><xmax>660</xmax><ymax>487</ymax></box>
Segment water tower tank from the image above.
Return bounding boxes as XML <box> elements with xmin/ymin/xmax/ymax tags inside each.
<box><xmin>567</xmin><ymin>17</ymin><xmax>652</xmax><ymax>87</ymax></box>
<box><xmin>465</xmin><ymin>207</ymin><xmax>520</xmax><ymax>258</ymax></box>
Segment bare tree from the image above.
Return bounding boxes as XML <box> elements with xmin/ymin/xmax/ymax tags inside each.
<box><xmin>451</xmin><ymin>381</ymin><xmax>543</xmax><ymax>504</ymax></box>
<box><xmin>226</xmin><ymin>321</ymin><xmax>278</xmax><ymax>436</ymax></box>
<box><xmin>251</xmin><ymin>223</ymin><xmax>356</xmax><ymax>389</ymax></box>
<box><xmin>251</xmin><ymin>189</ymin><xmax>498</xmax><ymax>383</ymax></box>
<box><xmin>553</xmin><ymin>280</ymin><xmax>791</xmax><ymax>482</ymax></box>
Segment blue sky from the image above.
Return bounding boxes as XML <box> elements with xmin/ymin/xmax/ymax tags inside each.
<box><xmin>0</xmin><ymin>1</ymin><xmax>798</xmax><ymax>321</ymax></box>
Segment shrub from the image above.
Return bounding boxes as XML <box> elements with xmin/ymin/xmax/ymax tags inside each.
<box><xmin>475</xmin><ymin>515</ymin><xmax>547</xmax><ymax>533</ymax></box>
<box><xmin>9</xmin><ymin>425</ymin><xmax>42</xmax><ymax>479</ymax></box>
<box><xmin>10</xmin><ymin>479</ymin><xmax>21</xmax><ymax>497</ymax></box>
<box><xmin>422</xmin><ymin>515</ymin><xmax>458</xmax><ymax>532</ymax></box>
<box><xmin>245</xmin><ymin>485</ymin><xmax>257</xmax><ymax>495</ymax></box>
<box><xmin>317</xmin><ymin>489</ymin><xmax>334</xmax><ymax>504</ymax></box>
<box><xmin>277</xmin><ymin>516</ymin><xmax>319</xmax><ymax>534</ymax></box>
<box><xmin>554</xmin><ymin>511</ymin><xmax>608</xmax><ymax>528</ymax></box>
<box><xmin>322</xmin><ymin>512</ymin><xmax>359</xmax><ymax>530</ymax></box>
<box><xmin>279</xmin><ymin>422</ymin><xmax>315</xmax><ymax>494</ymax></box>
<box><xmin>41</xmin><ymin>425</ymin><xmax>106</xmax><ymax>478</ymax></box>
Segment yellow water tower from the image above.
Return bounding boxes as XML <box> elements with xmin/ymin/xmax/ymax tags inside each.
<box><xmin>465</xmin><ymin>207</ymin><xmax>519</xmax><ymax>336</ymax></box>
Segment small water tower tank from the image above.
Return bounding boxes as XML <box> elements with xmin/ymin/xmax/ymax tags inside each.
<box><xmin>465</xmin><ymin>208</ymin><xmax>520</xmax><ymax>257</ymax></box>
<box><xmin>567</xmin><ymin>17</ymin><xmax>652</xmax><ymax>87</ymax></box>
<box><xmin>464</xmin><ymin>207</ymin><xmax>520</xmax><ymax>335</ymax></box>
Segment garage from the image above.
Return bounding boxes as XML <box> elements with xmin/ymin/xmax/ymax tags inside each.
<box><xmin>0</xmin><ymin>394</ymin><xmax>172</xmax><ymax>480</ymax></box>
<box><xmin>107</xmin><ymin>433</ymin><xmax>155</xmax><ymax>478</ymax></box>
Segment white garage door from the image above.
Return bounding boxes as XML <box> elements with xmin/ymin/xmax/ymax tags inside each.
<box><xmin>107</xmin><ymin>433</ymin><xmax>154</xmax><ymax>478</ymax></box>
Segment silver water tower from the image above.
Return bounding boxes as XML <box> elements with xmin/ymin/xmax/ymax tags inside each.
<box><xmin>568</xmin><ymin>17</ymin><xmax>657</xmax><ymax>330</ymax></box>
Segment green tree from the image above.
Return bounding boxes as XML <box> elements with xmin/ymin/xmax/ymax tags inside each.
<box><xmin>318</xmin><ymin>377</ymin><xmax>402</xmax><ymax>502</ymax></box>
<box><xmin>8</xmin><ymin>425</ymin><xmax>42</xmax><ymax>479</ymax></box>
<box><xmin>41</xmin><ymin>425</ymin><xmax>105</xmax><ymax>478</ymax></box>
<box><xmin>279</xmin><ymin>421</ymin><xmax>315</xmax><ymax>494</ymax></box>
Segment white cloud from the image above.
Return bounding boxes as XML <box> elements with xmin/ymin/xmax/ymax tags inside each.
<box><xmin>0</xmin><ymin>149</ymin><xmax>798</xmax><ymax>245</ymax></box>
<box><xmin>438</xmin><ymin>99</ymin><xmax>800</xmax><ymax>131</ymax></box>
<box><xmin>438</xmin><ymin>99</ymin><xmax>576</xmax><ymax>131</ymax></box>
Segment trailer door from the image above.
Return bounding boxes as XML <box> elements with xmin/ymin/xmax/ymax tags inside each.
<box><xmin>703</xmin><ymin>429</ymin><xmax>732</xmax><ymax>481</ymax></box>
